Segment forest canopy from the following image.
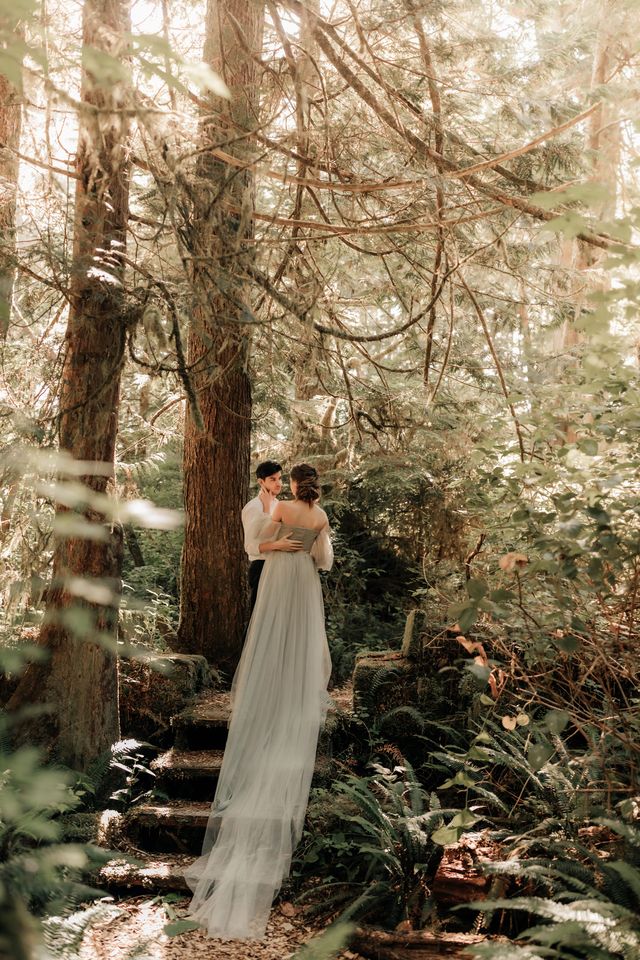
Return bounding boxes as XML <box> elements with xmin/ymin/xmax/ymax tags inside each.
<box><xmin>1</xmin><ymin>0</ymin><xmax>640</xmax><ymax>955</ymax></box>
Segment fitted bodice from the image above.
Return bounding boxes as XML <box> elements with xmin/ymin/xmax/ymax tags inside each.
<box><xmin>278</xmin><ymin>523</ymin><xmax>321</xmax><ymax>553</ymax></box>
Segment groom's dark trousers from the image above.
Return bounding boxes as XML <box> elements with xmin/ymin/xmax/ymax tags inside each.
<box><xmin>248</xmin><ymin>559</ymin><xmax>265</xmax><ymax>616</ymax></box>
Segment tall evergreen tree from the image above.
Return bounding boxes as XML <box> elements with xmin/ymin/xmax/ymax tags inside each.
<box><xmin>177</xmin><ymin>0</ymin><xmax>265</xmax><ymax>672</ymax></box>
<box><xmin>8</xmin><ymin>0</ymin><xmax>131</xmax><ymax>768</ymax></box>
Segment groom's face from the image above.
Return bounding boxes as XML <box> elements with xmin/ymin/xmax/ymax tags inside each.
<box><xmin>259</xmin><ymin>471</ymin><xmax>282</xmax><ymax>497</ymax></box>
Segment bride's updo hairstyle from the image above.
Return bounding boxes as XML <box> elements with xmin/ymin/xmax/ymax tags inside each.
<box><xmin>290</xmin><ymin>463</ymin><xmax>320</xmax><ymax>504</ymax></box>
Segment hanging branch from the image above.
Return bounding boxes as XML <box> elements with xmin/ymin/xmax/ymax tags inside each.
<box><xmin>403</xmin><ymin>0</ymin><xmax>446</xmax><ymax>386</ymax></box>
<box><xmin>458</xmin><ymin>271</ymin><xmax>526</xmax><ymax>463</ymax></box>
<box><xmin>428</xmin><ymin>260</ymin><xmax>456</xmax><ymax>404</ymax></box>
<box><xmin>282</xmin><ymin>2</ymin><xmax>621</xmax><ymax>252</ymax></box>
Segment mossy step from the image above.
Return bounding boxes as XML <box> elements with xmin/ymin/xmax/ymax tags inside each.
<box><xmin>124</xmin><ymin>800</ymin><xmax>211</xmax><ymax>853</ymax></box>
<box><xmin>171</xmin><ymin>692</ymin><xmax>232</xmax><ymax>751</ymax></box>
<box><xmin>171</xmin><ymin>685</ymin><xmax>355</xmax><ymax>752</ymax></box>
<box><xmin>98</xmin><ymin>842</ymin><xmax>492</xmax><ymax>907</ymax></box>
<box><xmin>151</xmin><ymin>747</ymin><xmax>226</xmax><ymax>798</ymax></box>
<box><xmin>127</xmin><ymin>754</ymin><xmax>336</xmax><ymax>853</ymax></box>
<box><xmin>120</xmin><ymin>653</ymin><xmax>214</xmax><ymax>746</ymax></box>
<box><xmin>99</xmin><ymin>852</ymin><xmax>191</xmax><ymax>894</ymax></box>
<box><xmin>352</xmin><ymin>650</ymin><xmax>417</xmax><ymax>718</ymax></box>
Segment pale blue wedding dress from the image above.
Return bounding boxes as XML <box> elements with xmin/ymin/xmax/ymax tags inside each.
<box><xmin>185</xmin><ymin>521</ymin><xmax>333</xmax><ymax>940</ymax></box>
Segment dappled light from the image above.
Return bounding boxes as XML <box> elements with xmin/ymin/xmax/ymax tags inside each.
<box><xmin>2</xmin><ymin>0</ymin><xmax>640</xmax><ymax>957</ymax></box>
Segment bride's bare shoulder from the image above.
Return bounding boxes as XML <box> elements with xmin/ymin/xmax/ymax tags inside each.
<box><xmin>273</xmin><ymin>500</ymin><xmax>293</xmax><ymax>521</ymax></box>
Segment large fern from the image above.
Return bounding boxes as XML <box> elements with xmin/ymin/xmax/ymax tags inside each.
<box><xmin>296</xmin><ymin>763</ymin><xmax>464</xmax><ymax>929</ymax></box>
<box><xmin>469</xmin><ymin>823</ymin><xmax>640</xmax><ymax>960</ymax></box>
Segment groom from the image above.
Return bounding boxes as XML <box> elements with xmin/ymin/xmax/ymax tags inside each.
<box><xmin>242</xmin><ymin>460</ymin><xmax>302</xmax><ymax>614</ymax></box>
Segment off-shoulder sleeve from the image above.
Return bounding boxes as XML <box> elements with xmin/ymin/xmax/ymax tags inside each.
<box><xmin>311</xmin><ymin>526</ymin><xmax>333</xmax><ymax>571</ymax></box>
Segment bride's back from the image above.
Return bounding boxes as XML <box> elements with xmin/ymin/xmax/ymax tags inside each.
<box><xmin>275</xmin><ymin>499</ymin><xmax>326</xmax><ymax>531</ymax></box>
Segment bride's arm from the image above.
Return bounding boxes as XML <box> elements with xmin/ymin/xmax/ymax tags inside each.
<box><xmin>311</xmin><ymin>525</ymin><xmax>334</xmax><ymax>571</ymax></box>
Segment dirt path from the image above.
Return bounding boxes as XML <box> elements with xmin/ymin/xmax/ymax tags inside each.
<box><xmin>79</xmin><ymin>895</ymin><xmax>361</xmax><ymax>960</ymax></box>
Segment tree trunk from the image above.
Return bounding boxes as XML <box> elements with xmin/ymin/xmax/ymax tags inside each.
<box><xmin>0</xmin><ymin>63</ymin><xmax>23</xmax><ymax>335</ymax></box>
<box><xmin>7</xmin><ymin>0</ymin><xmax>131</xmax><ymax>769</ymax></box>
<box><xmin>176</xmin><ymin>0</ymin><xmax>264</xmax><ymax>673</ymax></box>
<box><xmin>561</xmin><ymin>0</ymin><xmax>621</xmax><ymax>351</ymax></box>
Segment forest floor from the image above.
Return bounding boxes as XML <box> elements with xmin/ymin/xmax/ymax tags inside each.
<box><xmin>79</xmin><ymin>894</ymin><xmax>362</xmax><ymax>960</ymax></box>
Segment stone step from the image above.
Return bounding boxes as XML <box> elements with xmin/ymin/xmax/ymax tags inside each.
<box><xmin>171</xmin><ymin>692</ymin><xmax>232</xmax><ymax>751</ymax></box>
<box><xmin>98</xmin><ymin>846</ymin><xmax>491</xmax><ymax>908</ymax></box>
<box><xmin>171</xmin><ymin>684</ymin><xmax>355</xmax><ymax>753</ymax></box>
<box><xmin>99</xmin><ymin>851</ymin><xmax>191</xmax><ymax>894</ymax></box>
<box><xmin>151</xmin><ymin>747</ymin><xmax>226</xmax><ymax>799</ymax></box>
<box><xmin>120</xmin><ymin>653</ymin><xmax>214</xmax><ymax>747</ymax></box>
<box><xmin>124</xmin><ymin>800</ymin><xmax>211</xmax><ymax>854</ymax></box>
<box><xmin>127</xmin><ymin>754</ymin><xmax>336</xmax><ymax>853</ymax></box>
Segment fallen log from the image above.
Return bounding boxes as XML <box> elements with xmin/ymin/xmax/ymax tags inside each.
<box><xmin>352</xmin><ymin>928</ymin><xmax>492</xmax><ymax>960</ymax></box>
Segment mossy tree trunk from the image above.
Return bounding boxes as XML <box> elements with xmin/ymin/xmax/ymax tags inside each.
<box><xmin>176</xmin><ymin>0</ymin><xmax>264</xmax><ymax>674</ymax></box>
<box><xmin>7</xmin><ymin>0</ymin><xmax>131</xmax><ymax>769</ymax></box>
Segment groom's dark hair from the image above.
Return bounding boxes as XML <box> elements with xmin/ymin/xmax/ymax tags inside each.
<box><xmin>256</xmin><ymin>460</ymin><xmax>282</xmax><ymax>480</ymax></box>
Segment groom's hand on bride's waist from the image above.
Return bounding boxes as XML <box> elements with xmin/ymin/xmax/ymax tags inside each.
<box><xmin>263</xmin><ymin>533</ymin><xmax>303</xmax><ymax>553</ymax></box>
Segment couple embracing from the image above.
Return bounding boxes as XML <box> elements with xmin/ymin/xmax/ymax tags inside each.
<box><xmin>242</xmin><ymin>460</ymin><xmax>333</xmax><ymax>614</ymax></box>
<box><xmin>186</xmin><ymin>461</ymin><xmax>334</xmax><ymax>941</ymax></box>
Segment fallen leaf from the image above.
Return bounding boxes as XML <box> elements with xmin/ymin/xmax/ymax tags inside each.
<box><xmin>499</xmin><ymin>552</ymin><xmax>528</xmax><ymax>573</ymax></box>
<box><xmin>280</xmin><ymin>902</ymin><xmax>297</xmax><ymax>917</ymax></box>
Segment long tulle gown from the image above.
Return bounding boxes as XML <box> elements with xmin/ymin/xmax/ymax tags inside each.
<box><xmin>185</xmin><ymin>521</ymin><xmax>333</xmax><ymax>940</ymax></box>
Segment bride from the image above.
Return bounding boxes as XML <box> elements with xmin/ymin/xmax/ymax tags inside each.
<box><xmin>185</xmin><ymin>463</ymin><xmax>334</xmax><ymax>939</ymax></box>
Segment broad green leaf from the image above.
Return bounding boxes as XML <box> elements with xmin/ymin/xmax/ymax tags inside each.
<box><xmin>440</xmin><ymin>770</ymin><xmax>476</xmax><ymax>789</ymax></box>
<box><xmin>182</xmin><ymin>61</ymin><xmax>230</xmax><ymax>97</ymax></box>
<box><xmin>465</xmin><ymin>661</ymin><xmax>490</xmax><ymax>683</ymax></box>
<box><xmin>83</xmin><ymin>46</ymin><xmax>130</xmax><ymax>85</ymax></box>
<box><xmin>431</xmin><ymin>824</ymin><xmax>461</xmax><ymax>846</ymax></box>
<box><xmin>554</xmin><ymin>633</ymin><xmax>579</xmax><ymax>653</ymax></box>
<box><xmin>467</xmin><ymin>579</ymin><xmax>488</xmax><ymax>600</ymax></box>
<box><xmin>450</xmin><ymin>808</ymin><xmax>479</xmax><ymax>828</ymax></box>
<box><xmin>542</xmin><ymin>212</ymin><xmax>587</xmax><ymax>238</ymax></box>
<box><xmin>527</xmin><ymin>743</ymin><xmax>554</xmax><ymax>771</ymax></box>
<box><xmin>544</xmin><ymin>709</ymin><xmax>570</xmax><ymax>734</ymax></box>
<box><xmin>294</xmin><ymin>922</ymin><xmax>355</xmax><ymax>959</ymax></box>
<box><xmin>458</xmin><ymin>605</ymin><xmax>479</xmax><ymax>632</ymax></box>
<box><xmin>0</xmin><ymin>48</ymin><xmax>25</xmax><ymax>88</ymax></box>
<box><xmin>578</xmin><ymin>438</ymin><xmax>598</xmax><ymax>456</ymax></box>
<box><xmin>163</xmin><ymin>919</ymin><xmax>201</xmax><ymax>936</ymax></box>
<box><xmin>489</xmin><ymin>588</ymin><xmax>516</xmax><ymax>602</ymax></box>
<box><xmin>531</xmin><ymin>182</ymin><xmax>610</xmax><ymax>209</ymax></box>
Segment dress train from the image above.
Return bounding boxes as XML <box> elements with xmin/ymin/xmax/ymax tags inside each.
<box><xmin>185</xmin><ymin>523</ymin><xmax>333</xmax><ymax>939</ymax></box>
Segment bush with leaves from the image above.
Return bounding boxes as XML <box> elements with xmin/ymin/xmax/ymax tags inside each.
<box><xmin>432</xmin><ymin>715</ymin><xmax>608</xmax><ymax>837</ymax></box>
<box><xmin>295</xmin><ymin>763</ymin><xmax>471</xmax><ymax>930</ymax></box>
<box><xmin>0</xmin><ymin>712</ymin><xmax>112</xmax><ymax>959</ymax></box>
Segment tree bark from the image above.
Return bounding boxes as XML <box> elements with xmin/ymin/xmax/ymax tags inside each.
<box><xmin>561</xmin><ymin>0</ymin><xmax>621</xmax><ymax>351</ymax></box>
<box><xmin>0</xmin><ymin>63</ymin><xmax>23</xmax><ymax>335</ymax></box>
<box><xmin>7</xmin><ymin>0</ymin><xmax>131</xmax><ymax>769</ymax></box>
<box><xmin>555</xmin><ymin>0</ymin><xmax>622</xmax><ymax>442</ymax></box>
<box><xmin>176</xmin><ymin>0</ymin><xmax>264</xmax><ymax>673</ymax></box>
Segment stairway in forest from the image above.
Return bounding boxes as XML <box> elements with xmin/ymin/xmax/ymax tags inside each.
<box><xmin>99</xmin><ymin>680</ymin><xmax>352</xmax><ymax>895</ymax></box>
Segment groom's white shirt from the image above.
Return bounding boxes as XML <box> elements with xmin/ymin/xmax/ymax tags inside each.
<box><xmin>242</xmin><ymin>496</ymin><xmax>276</xmax><ymax>562</ymax></box>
